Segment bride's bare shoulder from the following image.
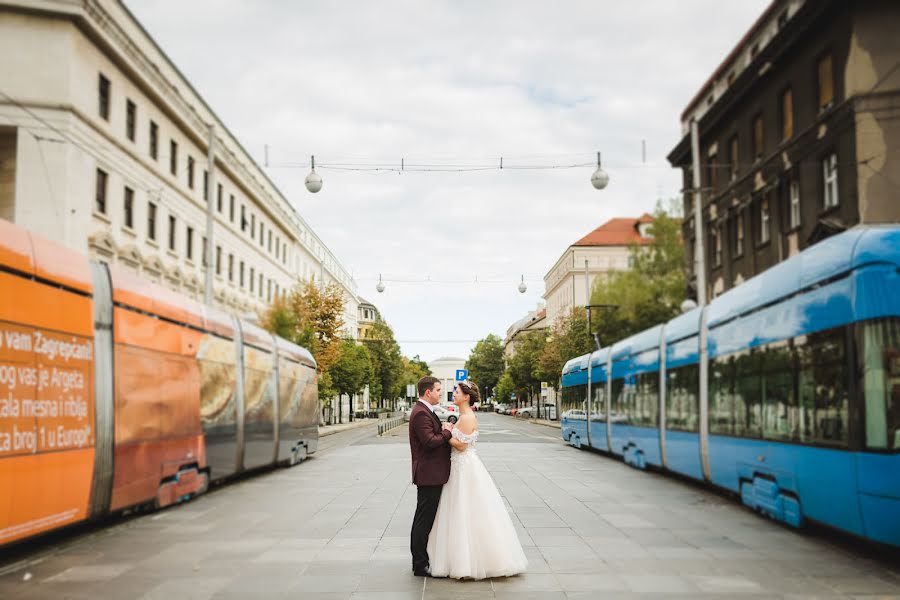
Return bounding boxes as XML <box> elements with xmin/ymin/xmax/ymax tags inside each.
<box><xmin>457</xmin><ymin>413</ymin><xmax>477</xmax><ymax>434</ymax></box>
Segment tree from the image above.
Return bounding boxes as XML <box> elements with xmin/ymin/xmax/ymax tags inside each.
<box><xmin>260</xmin><ymin>280</ymin><xmax>346</xmax><ymax>402</ymax></box>
<box><xmin>590</xmin><ymin>203</ymin><xmax>686</xmax><ymax>346</ymax></box>
<box><xmin>330</xmin><ymin>338</ymin><xmax>373</xmax><ymax>420</ymax></box>
<box><xmin>465</xmin><ymin>334</ymin><xmax>504</xmax><ymax>400</ymax></box>
<box><xmin>507</xmin><ymin>330</ymin><xmax>547</xmax><ymax>404</ymax></box>
<box><xmin>397</xmin><ymin>354</ymin><xmax>431</xmax><ymax>401</ymax></box>
<box><xmin>539</xmin><ymin>307</ymin><xmax>595</xmax><ymax>387</ymax></box>
<box><xmin>362</xmin><ymin>318</ymin><xmax>405</xmax><ymax>410</ymax></box>
<box><xmin>493</xmin><ymin>370</ymin><xmax>515</xmax><ymax>404</ymax></box>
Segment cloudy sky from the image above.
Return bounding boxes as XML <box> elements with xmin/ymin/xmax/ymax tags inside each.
<box><xmin>129</xmin><ymin>0</ymin><xmax>769</xmax><ymax>364</ymax></box>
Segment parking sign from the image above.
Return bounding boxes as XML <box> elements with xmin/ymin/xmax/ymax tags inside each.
<box><xmin>455</xmin><ymin>369</ymin><xmax>468</xmax><ymax>381</ymax></box>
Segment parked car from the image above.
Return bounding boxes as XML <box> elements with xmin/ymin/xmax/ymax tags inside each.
<box><xmin>516</xmin><ymin>406</ymin><xmax>534</xmax><ymax>418</ymax></box>
<box><xmin>561</xmin><ymin>409</ymin><xmax>587</xmax><ymax>421</ymax></box>
<box><xmin>404</xmin><ymin>405</ymin><xmax>459</xmax><ymax>424</ymax></box>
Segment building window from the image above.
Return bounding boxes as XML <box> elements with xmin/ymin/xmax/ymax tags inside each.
<box><xmin>186</xmin><ymin>226</ymin><xmax>194</xmax><ymax>261</ymax></box>
<box><xmin>817</xmin><ymin>53</ymin><xmax>834</xmax><ymax>111</ymax></box>
<box><xmin>267</xmin><ymin>279</ymin><xmax>272</xmax><ymax>302</ymax></box>
<box><xmin>215</xmin><ymin>245</ymin><xmax>222</xmax><ymax>276</ymax></box>
<box><xmin>250</xmin><ymin>213</ymin><xmax>256</xmax><ymax>237</ymax></box>
<box><xmin>169</xmin><ymin>140</ymin><xmax>178</xmax><ymax>175</ymax></box>
<box><xmin>729</xmin><ymin>135</ymin><xmax>739</xmax><ymax>181</ymax></box>
<box><xmin>149</xmin><ymin>121</ymin><xmax>158</xmax><ymax>160</ymax></box>
<box><xmin>147</xmin><ymin>201</ymin><xmax>157</xmax><ymax>241</ymax></box>
<box><xmin>780</xmin><ymin>88</ymin><xmax>793</xmax><ymax>141</ymax></box>
<box><xmin>241</xmin><ymin>205</ymin><xmax>247</xmax><ymax>232</ymax></box>
<box><xmin>759</xmin><ymin>197</ymin><xmax>770</xmax><ymax>244</ymax></box>
<box><xmin>123</xmin><ymin>186</ymin><xmax>134</xmax><ymax>228</ymax></box>
<box><xmin>260</xmin><ymin>222</ymin><xmax>265</xmax><ymax>246</ymax></box>
<box><xmin>734</xmin><ymin>212</ymin><xmax>744</xmax><ymax>256</ymax></box>
<box><xmin>228</xmin><ymin>253</ymin><xmax>234</xmax><ymax>282</ymax></box>
<box><xmin>167</xmin><ymin>215</ymin><xmax>176</xmax><ymax>251</ymax></box>
<box><xmin>259</xmin><ymin>273</ymin><xmax>264</xmax><ymax>298</ymax></box>
<box><xmin>125</xmin><ymin>99</ymin><xmax>136</xmax><ymax>141</ymax></box>
<box><xmin>706</xmin><ymin>151</ymin><xmax>718</xmax><ymax>193</ymax></box>
<box><xmin>202</xmin><ymin>237</ymin><xmax>207</xmax><ymax>267</ymax></box>
<box><xmin>187</xmin><ymin>157</ymin><xmax>195</xmax><ymax>189</ymax></box>
<box><xmin>95</xmin><ymin>169</ymin><xmax>108</xmax><ymax>214</ymax></box>
<box><xmin>789</xmin><ymin>179</ymin><xmax>801</xmax><ymax>229</ymax></box>
<box><xmin>713</xmin><ymin>225</ymin><xmax>722</xmax><ymax>267</ymax></box>
<box><xmin>229</xmin><ymin>194</ymin><xmax>235</xmax><ymax>222</ymax></box>
<box><xmin>239</xmin><ymin>261</ymin><xmax>245</xmax><ymax>287</ymax></box>
<box><xmin>268</xmin><ymin>230</ymin><xmax>272</xmax><ymax>253</ymax></box>
<box><xmin>98</xmin><ymin>74</ymin><xmax>110</xmax><ymax>121</ymax></box>
<box><xmin>203</xmin><ymin>170</ymin><xmax>209</xmax><ymax>201</ymax></box>
<box><xmin>250</xmin><ymin>267</ymin><xmax>255</xmax><ymax>292</ymax></box>
<box><xmin>752</xmin><ymin>114</ymin><xmax>764</xmax><ymax>160</ymax></box>
<box><xmin>217</xmin><ymin>184</ymin><xmax>223</xmax><ymax>213</ymax></box>
<box><xmin>823</xmin><ymin>153</ymin><xmax>839</xmax><ymax>209</ymax></box>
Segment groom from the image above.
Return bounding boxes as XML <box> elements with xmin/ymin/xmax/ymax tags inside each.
<box><xmin>408</xmin><ymin>375</ymin><xmax>453</xmax><ymax>577</ymax></box>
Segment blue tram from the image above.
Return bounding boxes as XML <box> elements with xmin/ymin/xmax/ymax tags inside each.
<box><xmin>560</xmin><ymin>226</ymin><xmax>900</xmax><ymax>547</ymax></box>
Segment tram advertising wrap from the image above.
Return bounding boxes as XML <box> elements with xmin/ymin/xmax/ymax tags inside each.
<box><xmin>560</xmin><ymin>226</ymin><xmax>900</xmax><ymax>548</ymax></box>
<box><xmin>0</xmin><ymin>219</ymin><xmax>319</xmax><ymax>546</ymax></box>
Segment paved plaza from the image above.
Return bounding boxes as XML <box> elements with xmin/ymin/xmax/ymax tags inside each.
<box><xmin>1</xmin><ymin>414</ymin><xmax>898</xmax><ymax>599</ymax></box>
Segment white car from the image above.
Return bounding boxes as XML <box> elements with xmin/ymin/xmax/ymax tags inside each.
<box><xmin>404</xmin><ymin>405</ymin><xmax>459</xmax><ymax>424</ymax></box>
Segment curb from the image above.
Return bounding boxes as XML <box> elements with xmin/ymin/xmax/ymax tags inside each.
<box><xmin>318</xmin><ymin>419</ymin><xmax>377</xmax><ymax>438</ymax></box>
<box><xmin>529</xmin><ymin>419</ymin><xmax>561</xmax><ymax>430</ymax></box>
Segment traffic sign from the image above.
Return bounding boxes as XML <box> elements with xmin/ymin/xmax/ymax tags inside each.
<box><xmin>455</xmin><ymin>369</ymin><xmax>468</xmax><ymax>381</ymax></box>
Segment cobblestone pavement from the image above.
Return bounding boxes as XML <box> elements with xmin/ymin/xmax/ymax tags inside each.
<box><xmin>1</xmin><ymin>414</ymin><xmax>898</xmax><ymax>599</ymax></box>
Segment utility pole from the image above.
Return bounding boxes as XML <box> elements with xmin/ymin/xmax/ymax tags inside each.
<box><xmin>204</xmin><ymin>125</ymin><xmax>216</xmax><ymax>306</ymax></box>
<box><xmin>690</xmin><ymin>118</ymin><xmax>707</xmax><ymax>306</ymax></box>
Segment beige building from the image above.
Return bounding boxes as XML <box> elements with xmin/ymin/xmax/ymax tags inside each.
<box><xmin>357</xmin><ymin>297</ymin><xmax>381</xmax><ymax>340</ymax></box>
<box><xmin>0</xmin><ymin>0</ymin><xmax>358</xmax><ymax>334</ymax></box>
<box><xmin>428</xmin><ymin>357</ymin><xmax>466</xmax><ymax>405</ymax></box>
<box><xmin>543</xmin><ymin>215</ymin><xmax>653</xmax><ymax>327</ymax></box>
<box><xmin>503</xmin><ymin>305</ymin><xmax>548</xmax><ymax>359</ymax></box>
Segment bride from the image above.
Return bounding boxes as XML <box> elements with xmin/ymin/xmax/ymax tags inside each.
<box><xmin>426</xmin><ymin>380</ymin><xmax>528</xmax><ymax>579</ymax></box>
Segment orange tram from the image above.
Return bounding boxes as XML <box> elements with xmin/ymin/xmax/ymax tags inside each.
<box><xmin>0</xmin><ymin>219</ymin><xmax>318</xmax><ymax>547</ymax></box>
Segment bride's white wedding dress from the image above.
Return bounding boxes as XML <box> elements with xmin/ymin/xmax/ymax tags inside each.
<box><xmin>427</xmin><ymin>428</ymin><xmax>528</xmax><ymax>579</ymax></box>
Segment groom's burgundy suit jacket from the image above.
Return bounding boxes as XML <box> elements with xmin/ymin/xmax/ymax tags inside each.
<box><xmin>409</xmin><ymin>401</ymin><xmax>452</xmax><ymax>486</ymax></box>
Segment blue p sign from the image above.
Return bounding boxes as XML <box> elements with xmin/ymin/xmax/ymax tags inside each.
<box><xmin>455</xmin><ymin>369</ymin><xmax>468</xmax><ymax>382</ymax></box>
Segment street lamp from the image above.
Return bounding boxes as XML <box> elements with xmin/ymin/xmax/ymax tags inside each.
<box><xmin>376</xmin><ymin>274</ymin><xmax>385</xmax><ymax>293</ymax></box>
<box><xmin>305</xmin><ymin>155</ymin><xmax>323</xmax><ymax>193</ymax></box>
<box><xmin>591</xmin><ymin>151</ymin><xmax>609</xmax><ymax>190</ymax></box>
<box><xmin>517</xmin><ymin>275</ymin><xmax>527</xmax><ymax>294</ymax></box>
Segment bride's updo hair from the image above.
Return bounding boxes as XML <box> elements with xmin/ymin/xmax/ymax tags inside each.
<box><xmin>457</xmin><ymin>380</ymin><xmax>480</xmax><ymax>404</ymax></box>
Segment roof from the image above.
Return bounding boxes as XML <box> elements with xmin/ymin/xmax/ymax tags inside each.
<box><xmin>680</xmin><ymin>0</ymin><xmax>783</xmax><ymax>122</ymax></box>
<box><xmin>572</xmin><ymin>214</ymin><xmax>654</xmax><ymax>247</ymax></box>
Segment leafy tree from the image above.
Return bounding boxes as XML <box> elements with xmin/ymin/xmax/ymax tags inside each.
<box><xmin>493</xmin><ymin>370</ymin><xmax>515</xmax><ymax>403</ymax></box>
<box><xmin>539</xmin><ymin>307</ymin><xmax>595</xmax><ymax>387</ymax></box>
<box><xmin>590</xmin><ymin>203</ymin><xmax>686</xmax><ymax>347</ymax></box>
<box><xmin>397</xmin><ymin>354</ymin><xmax>431</xmax><ymax>400</ymax></box>
<box><xmin>361</xmin><ymin>318</ymin><xmax>405</xmax><ymax>409</ymax></box>
<box><xmin>465</xmin><ymin>334</ymin><xmax>504</xmax><ymax>400</ymax></box>
<box><xmin>507</xmin><ymin>330</ymin><xmax>547</xmax><ymax>403</ymax></box>
<box><xmin>330</xmin><ymin>338</ymin><xmax>374</xmax><ymax>421</ymax></box>
<box><xmin>260</xmin><ymin>280</ymin><xmax>346</xmax><ymax>401</ymax></box>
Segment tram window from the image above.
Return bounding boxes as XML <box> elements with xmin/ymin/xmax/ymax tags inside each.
<box><xmin>667</xmin><ymin>364</ymin><xmax>699</xmax><ymax>432</ymax></box>
<box><xmin>591</xmin><ymin>384</ymin><xmax>605</xmax><ymax>421</ymax></box>
<box><xmin>796</xmin><ymin>328</ymin><xmax>848</xmax><ymax>447</ymax></box>
<box><xmin>561</xmin><ymin>384</ymin><xmax>587</xmax><ymax>418</ymax></box>
<box><xmin>760</xmin><ymin>341</ymin><xmax>798</xmax><ymax>441</ymax></box>
<box><xmin>734</xmin><ymin>348</ymin><xmax>762</xmax><ymax>438</ymax></box>
<box><xmin>611</xmin><ymin>379</ymin><xmax>625</xmax><ymax>423</ymax></box>
<box><xmin>635</xmin><ymin>371</ymin><xmax>658</xmax><ymax>427</ymax></box>
<box><xmin>861</xmin><ymin>319</ymin><xmax>900</xmax><ymax>451</ymax></box>
<box><xmin>710</xmin><ymin>358</ymin><xmax>735</xmax><ymax>434</ymax></box>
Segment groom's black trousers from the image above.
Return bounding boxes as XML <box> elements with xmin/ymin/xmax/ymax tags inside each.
<box><xmin>411</xmin><ymin>484</ymin><xmax>442</xmax><ymax>571</ymax></box>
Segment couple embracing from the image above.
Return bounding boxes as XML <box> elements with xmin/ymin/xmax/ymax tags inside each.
<box><xmin>408</xmin><ymin>376</ymin><xmax>527</xmax><ymax>579</ymax></box>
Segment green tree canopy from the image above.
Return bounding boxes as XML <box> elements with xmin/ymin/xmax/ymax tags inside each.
<box><xmin>362</xmin><ymin>318</ymin><xmax>405</xmax><ymax>405</ymax></box>
<box><xmin>539</xmin><ymin>307</ymin><xmax>595</xmax><ymax>387</ymax></box>
<box><xmin>493</xmin><ymin>370</ymin><xmax>515</xmax><ymax>404</ymax></box>
<box><xmin>260</xmin><ymin>280</ymin><xmax>346</xmax><ymax>399</ymax></box>
<box><xmin>465</xmin><ymin>334</ymin><xmax>505</xmax><ymax>399</ymax></box>
<box><xmin>590</xmin><ymin>202</ymin><xmax>686</xmax><ymax>347</ymax></box>
<box><xmin>330</xmin><ymin>338</ymin><xmax>373</xmax><ymax>399</ymax></box>
<box><xmin>507</xmin><ymin>330</ymin><xmax>547</xmax><ymax>401</ymax></box>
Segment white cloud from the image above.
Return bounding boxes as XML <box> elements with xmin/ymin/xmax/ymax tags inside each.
<box><xmin>128</xmin><ymin>0</ymin><xmax>768</xmax><ymax>362</ymax></box>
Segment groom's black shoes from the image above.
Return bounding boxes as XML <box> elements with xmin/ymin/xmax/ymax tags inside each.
<box><xmin>413</xmin><ymin>566</ymin><xmax>432</xmax><ymax>577</ymax></box>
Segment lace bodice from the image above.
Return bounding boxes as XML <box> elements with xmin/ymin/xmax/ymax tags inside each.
<box><xmin>450</xmin><ymin>428</ymin><xmax>479</xmax><ymax>463</ymax></box>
